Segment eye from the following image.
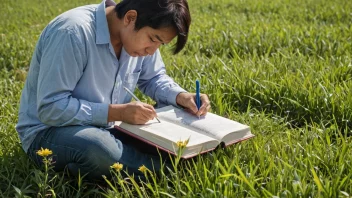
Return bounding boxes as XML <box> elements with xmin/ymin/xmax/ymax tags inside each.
<box><xmin>150</xmin><ymin>37</ymin><xmax>156</xmax><ymax>42</ymax></box>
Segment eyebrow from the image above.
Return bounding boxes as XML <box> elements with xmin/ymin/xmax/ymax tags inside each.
<box><xmin>154</xmin><ymin>35</ymin><xmax>165</xmax><ymax>45</ymax></box>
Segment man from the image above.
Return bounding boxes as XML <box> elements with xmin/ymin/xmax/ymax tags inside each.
<box><xmin>16</xmin><ymin>0</ymin><xmax>210</xmax><ymax>180</ymax></box>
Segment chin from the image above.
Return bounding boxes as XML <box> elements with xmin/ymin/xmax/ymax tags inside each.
<box><xmin>134</xmin><ymin>53</ymin><xmax>145</xmax><ymax>57</ymax></box>
<box><xmin>129</xmin><ymin>51</ymin><xmax>140</xmax><ymax>57</ymax></box>
<box><xmin>126</xmin><ymin>49</ymin><xmax>144</xmax><ymax>57</ymax></box>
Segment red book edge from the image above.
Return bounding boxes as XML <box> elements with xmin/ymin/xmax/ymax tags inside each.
<box><xmin>114</xmin><ymin>125</ymin><xmax>255</xmax><ymax>159</ymax></box>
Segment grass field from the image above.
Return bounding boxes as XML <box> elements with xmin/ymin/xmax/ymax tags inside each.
<box><xmin>1</xmin><ymin>0</ymin><xmax>351</xmax><ymax>197</ymax></box>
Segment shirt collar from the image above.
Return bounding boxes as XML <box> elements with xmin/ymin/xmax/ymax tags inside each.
<box><xmin>95</xmin><ymin>0</ymin><xmax>110</xmax><ymax>44</ymax></box>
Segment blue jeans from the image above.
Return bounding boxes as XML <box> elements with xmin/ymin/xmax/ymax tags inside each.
<box><xmin>27</xmin><ymin>125</ymin><xmax>171</xmax><ymax>181</ymax></box>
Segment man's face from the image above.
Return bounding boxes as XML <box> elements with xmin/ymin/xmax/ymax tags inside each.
<box><xmin>120</xmin><ymin>21</ymin><xmax>177</xmax><ymax>57</ymax></box>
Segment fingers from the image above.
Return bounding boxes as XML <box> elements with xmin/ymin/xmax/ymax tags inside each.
<box><xmin>124</xmin><ymin>102</ymin><xmax>157</xmax><ymax>124</ymax></box>
<box><xmin>188</xmin><ymin>98</ymin><xmax>199</xmax><ymax>114</ymax></box>
<box><xmin>141</xmin><ymin>103</ymin><xmax>157</xmax><ymax>120</ymax></box>
<box><xmin>176</xmin><ymin>92</ymin><xmax>198</xmax><ymax>114</ymax></box>
<box><xmin>196</xmin><ymin>94</ymin><xmax>211</xmax><ymax>116</ymax></box>
<box><xmin>142</xmin><ymin>103</ymin><xmax>157</xmax><ymax>114</ymax></box>
<box><xmin>177</xmin><ymin>92</ymin><xmax>211</xmax><ymax>117</ymax></box>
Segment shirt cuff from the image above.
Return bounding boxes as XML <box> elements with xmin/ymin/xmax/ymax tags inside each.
<box><xmin>91</xmin><ymin>103</ymin><xmax>109</xmax><ymax>126</ymax></box>
<box><xmin>166</xmin><ymin>86</ymin><xmax>187</xmax><ymax>107</ymax></box>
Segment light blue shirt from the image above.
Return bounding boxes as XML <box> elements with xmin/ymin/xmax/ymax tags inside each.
<box><xmin>16</xmin><ymin>0</ymin><xmax>186</xmax><ymax>152</ymax></box>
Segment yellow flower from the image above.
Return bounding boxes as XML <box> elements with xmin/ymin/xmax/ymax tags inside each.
<box><xmin>176</xmin><ymin>141</ymin><xmax>184</xmax><ymax>148</ymax></box>
<box><xmin>138</xmin><ymin>165</ymin><xmax>148</xmax><ymax>173</ymax></box>
<box><xmin>176</xmin><ymin>139</ymin><xmax>189</xmax><ymax>148</ymax></box>
<box><xmin>36</xmin><ymin>148</ymin><xmax>53</xmax><ymax>157</ymax></box>
<box><xmin>110</xmin><ymin>162</ymin><xmax>123</xmax><ymax>172</ymax></box>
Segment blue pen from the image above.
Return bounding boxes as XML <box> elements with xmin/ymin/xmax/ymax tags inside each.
<box><xmin>196</xmin><ymin>80</ymin><xmax>201</xmax><ymax>118</ymax></box>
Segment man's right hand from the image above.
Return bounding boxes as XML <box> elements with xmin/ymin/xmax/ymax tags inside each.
<box><xmin>108</xmin><ymin>102</ymin><xmax>157</xmax><ymax>124</ymax></box>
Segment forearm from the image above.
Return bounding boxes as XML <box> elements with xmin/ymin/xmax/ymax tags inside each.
<box><xmin>138</xmin><ymin>74</ymin><xmax>187</xmax><ymax>107</ymax></box>
<box><xmin>108</xmin><ymin>102</ymin><xmax>157</xmax><ymax>124</ymax></box>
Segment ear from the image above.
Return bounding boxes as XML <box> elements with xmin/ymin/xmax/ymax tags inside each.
<box><xmin>123</xmin><ymin>10</ymin><xmax>137</xmax><ymax>26</ymax></box>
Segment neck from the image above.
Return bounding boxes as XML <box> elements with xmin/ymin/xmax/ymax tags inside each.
<box><xmin>106</xmin><ymin>7</ymin><xmax>122</xmax><ymax>47</ymax></box>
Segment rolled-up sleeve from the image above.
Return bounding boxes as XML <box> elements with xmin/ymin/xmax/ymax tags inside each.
<box><xmin>137</xmin><ymin>49</ymin><xmax>187</xmax><ymax>108</ymax></box>
<box><xmin>37</xmin><ymin>29</ymin><xmax>108</xmax><ymax>126</ymax></box>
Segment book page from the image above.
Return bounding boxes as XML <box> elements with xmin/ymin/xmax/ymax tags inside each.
<box><xmin>120</xmin><ymin>120</ymin><xmax>217</xmax><ymax>147</ymax></box>
<box><xmin>156</xmin><ymin>106</ymin><xmax>250</xmax><ymax>141</ymax></box>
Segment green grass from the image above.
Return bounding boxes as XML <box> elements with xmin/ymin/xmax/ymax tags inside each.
<box><xmin>1</xmin><ymin>0</ymin><xmax>351</xmax><ymax>197</ymax></box>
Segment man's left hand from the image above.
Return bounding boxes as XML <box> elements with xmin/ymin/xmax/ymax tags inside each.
<box><xmin>176</xmin><ymin>92</ymin><xmax>211</xmax><ymax>117</ymax></box>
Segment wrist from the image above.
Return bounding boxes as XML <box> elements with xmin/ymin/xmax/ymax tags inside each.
<box><xmin>108</xmin><ymin>104</ymin><xmax>126</xmax><ymax>122</ymax></box>
<box><xmin>176</xmin><ymin>92</ymin><xmax>186</xmax><ymax>107</ymax></box>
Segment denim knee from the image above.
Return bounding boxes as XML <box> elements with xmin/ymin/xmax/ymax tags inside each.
<box><xmin>76</xmin><ymin>130</ymin><xmax>124</xmax><ymax>180</ymax></box>
<box><xmin>27</xmin><ymin>126</ymin><xmax>125</xmax><ymax>181</ymax></box>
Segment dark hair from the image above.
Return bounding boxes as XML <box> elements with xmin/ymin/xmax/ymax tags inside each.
<box><xmin>114</xmin><ymin>0</ymin><xmax>191</xmax><ymax>54</ymax></box>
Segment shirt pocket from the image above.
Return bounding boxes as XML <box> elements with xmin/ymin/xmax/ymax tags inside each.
<box><xmin>122</xmin><ymin>71</ymin><xmax>141</xmax><ymax>103</ymax></box>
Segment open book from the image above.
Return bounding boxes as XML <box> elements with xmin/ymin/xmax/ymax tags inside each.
<box><xmin>114</xmin><ymin>106</ymin><xmax>254</xmax><ymax>159</ymax></box>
